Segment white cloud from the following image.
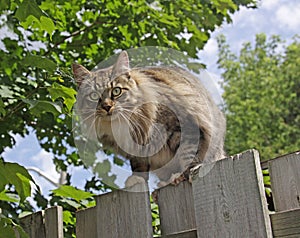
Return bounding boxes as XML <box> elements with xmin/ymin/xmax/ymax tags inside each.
<box><xmin>275</xmin><ymin>3</ymin><xmax>300</xmax><ymax>31</ymax></box>
<box><xmin>262</xmin><ymin>0</ymin><xmax>280</xmax><ymax>10</ymax></box>
<box><xmin>68</xmin><ymin>165</ymin><xmax>93</xmax><ymax>189</ymax></box>
<box><xmin>30</xmin><ymin>150</ymin><xmax>60</xmax><ymax>183</ymax></box>
<box><xmin>203</xmin><ymin>38</ymin><xmax>218</xmax><ymax>58</ymax></box>
<box><xmin>0</xmin><ymin>25</ymin><xmax>18</xmax><ymax>52</ymax></box>
<box><xmin>199</xmin><ymin>70</ymin><xmax>224</xmax><ymax>107</ymax></box>
<box><xmin>198</xmin><ymin>38</ymin><xmax>219</xmax><ymax>73</ymax></box>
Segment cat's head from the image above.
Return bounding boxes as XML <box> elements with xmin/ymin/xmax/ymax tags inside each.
<box><xmin>73</xmin><ymin>51</ymin><xmax>157</xmax><ymax>149</ymax></box>
<box><xmin>72</xmin><ymin>51</ymin><xmax>140</xmax><ymax>121</ymax></box>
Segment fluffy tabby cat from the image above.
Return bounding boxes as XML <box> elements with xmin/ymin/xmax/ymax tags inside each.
<box><xmin>72</xmin><ymin>51</ymin><xmax>226</xmax><ymax>187</ymax></box>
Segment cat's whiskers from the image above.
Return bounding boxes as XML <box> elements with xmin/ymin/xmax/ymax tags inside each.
<box><xmin>73</xmin><ymin>111</ymin><xmax>99</xmax><ymax>143</ymax></box>
<box><xmin>121</xmin><ymin>110</ymin><xmax>146</xmax><ymax>136</ymax></box>
<box><xmin>72</xmin><ymin>110</ymin><xmax>95</xmax><ymax>132</ymax></box>
<box><xmin>118</xmin><ymin>111</ymin><xmax>142</xmax><ymax>143</ymax></box>
<box><xmin>121</xmin><ymin>109</ymin><xmax>165</xmax><ymax>147</ymax></box>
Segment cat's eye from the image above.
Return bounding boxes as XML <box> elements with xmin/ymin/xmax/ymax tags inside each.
<box><xmin>89</xmin><ymin>92</ymin><xmax>99</xmax><ymax>101</ymax></box>
<box><xmin>112</xmin><ymin>87</ymin><xmax>122</xmax><ymax>97</ymax></box>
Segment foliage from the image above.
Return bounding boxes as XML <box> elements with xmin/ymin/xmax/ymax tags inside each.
<box><xmin>0</xmin><ymin>161</ymin><xmax>34</xmax><ymax>238</ymax></box>
<box><xmin>0</xmin><ymin>0</ymin><xmax>257</xmax><ymax>236</ymax></box>
<box><xmin>218</xmin><ymin>33</ymin><xmax>300</xmax><ymax>160</ymax></box>
<box><xmin>151</xmin><ymin>195</ymin><xmax>160</xmax><ymax>237</ymax></box>
<box><xmin>50</xmin><ymin>185</ymin><xmax>96</xmax><ymax>237</ymax></box>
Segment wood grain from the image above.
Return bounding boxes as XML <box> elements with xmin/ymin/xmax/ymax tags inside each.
<box><xmin>96</xmin><ymin>182</ymin><xmax>153</xmax><ymax>238</ymax></box>
<box><xmin>271</xmin><ymin>208</ymin><xmax>300</xmax><ymax>237</ymax></box>
<box><xmin>157</xmin><ymin>181</ymin><xmax>196</xmax><ymax>236</ymax></box>
<box><xmin>20</xmin><ymin>211</ymin><xmax>45</xmax><ymax>238</ymax></box>
<box><xmin>269</xmin><ymin>151</ymin><xmax>300</xmax><ymax>211</ymax></box>
<box><xmin>192</xmin><ymin>150</ymin><xmax>272</xmax><ymax>238</ymax></box>
<box><xmin>44</xmin><ymin>206</ymin><xmax>63</xmax><ymax>238</ymax></box>
<box><xmin>76</xmin><ymin>206</ymin><xmax>97</xmax><ymax>238</ymax></box>
<box><xmin>161</xmin><ymin>229</ymin><xmax>197</xmax><ymax>238</ymax></box>
<box><xmin>19</xmin><ymin>206</ymin><xmax>63</xmax><ymax>238</ymax></box>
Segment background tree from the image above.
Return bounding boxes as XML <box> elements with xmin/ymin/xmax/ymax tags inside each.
<box><xmin>218</xmin><ymin>33</ymin><xmax>300</xmax><ymax>161</ymax></box>
<box><xmin>0</xmin><ymin>0</ymin><xmax>256</xmax><ymax>236</ymax></box>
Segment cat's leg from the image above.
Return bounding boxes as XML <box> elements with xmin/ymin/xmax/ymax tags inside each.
<box><xmin>165</xmin><ymin>128</ymin><xmax>203</xmax><ymax>186</ymax></box>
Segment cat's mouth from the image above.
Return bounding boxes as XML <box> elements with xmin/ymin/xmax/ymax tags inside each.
<box><xmin>95</xmin><ymin>108</ymin><xmax>119</xmax><ymax>121</ymax></box>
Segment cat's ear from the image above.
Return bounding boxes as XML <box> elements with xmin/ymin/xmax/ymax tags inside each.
<box><xmin>72</xmin><ymin>63</ymin><xmax>91</xmax><ymax>87</ymax></box>
<box><xmin>112</xmin><ymin>51</ymin><xmax>130</xmax><ymax>78</ymax></box>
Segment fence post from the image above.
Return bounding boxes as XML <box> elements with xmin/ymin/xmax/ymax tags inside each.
<box><xmin>157</xmin><ymin>181</ymin><xmax>197</xmax><ymax>237</ymax></box>
<box><xmin>268</xmin><ymin>151</ymin><xmax>300</xmax><ymax>237</ymax></box>
<box><xmin>192</xmin><ymin>150</ymin><xmax>272</xmax><ymax>238</ymax></box>
<box><xmin>96</xmin><ymin>182</ymin><xmax>153</xmax><ymax>238</ymax></box>
<box><xmin>19</xmin><ymin>211</ymin><xmax>45</xmax><ymax>238</ymax></box>
<box><xmin>44</xmin><ymin>206</ymin><xmax>63</xmax><ymax>238</ymax></box>
<box><xmin>269</xmin><ymin>151</ymin><xmax>300</xmax><ymax>211</ymax></box>
<box><xmin>76</xmin><ymin>207</ymin><xmax>97</xmax><ymax>238</ymax></box>
<box><xmin>19</xmin><ymin>206</ymin><xmax>63</xmax><ymax>238</ymax></box>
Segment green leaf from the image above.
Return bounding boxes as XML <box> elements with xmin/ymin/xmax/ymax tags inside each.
<box><xmin>0</xmin><ymin>0</ymin><xmax>10</xmax><ymax>11</ymax></box>
<box><xmin>52</xmin><ymin>185</ymin><xmax>94</xmax><ymax>203</ymax></box>
<box><xmin>60</xmin><ymin>197</ymin><xmax>81</xmax><ymax>209</ymax></box>
<box><xmin>0</xmin><ymin>161</ymin><xmax>33</xmax><ymax>202</ymax></box>
<box><xmin>63</xmin><ymin>210</ymin><xmax>74</xmax><ymax>224</ymax></box>
<box><xmin>22</xmin><ymin>55</ymin><xmax>57</xmax><ymax>72</ymax></box>
<box><xmin>0</xmin><ymin>190</ymin><xmax>19</xmax><ymax>203</ymax></box>
<box><xmin>22</xmin><ymin>99</ymin><xmax>62</xmax><ymax>116</ymax></box>
<box><xmin>0</xmin><ymin>86</ymin><xmax>14</xmax><ymax>98</ymax></box>
<box><xmin>15</xmin><ymin>0</ymin><xmax>44</xmax><ymax>22</ymax></box>
<box><xmin>113</xmin><ymin>155</ymin><xmax>124</xmax><ymax>166</ymax></box>
<box><xmin>48</xmin><ymin>83</ymin><xmax>77</xmax><ymax>111</ymax></box>
<box><xmin>19</xmin><ymin>15</ymin><xmax>39</xmax><ymax>30</ymax></box>
<box><xmin>40</xmin><ymin>16</ymin><xmax>56</xmax><ymax>40</ymax></box>
<box><xmin>0</xmin><ymin>169</ymin><xmax>6</xmax><ymax>191</ymax></box>
<box><xmin>19</xmin><ymin>211</ymin><xmax>33</xmax><ymax>219</ymax></box>
<box><xmin>0</xmin><ymin>98</ymin><xmax>6</xmax><ymax>117</ymax></box>
<box><xmin>16</xmin><ymin>173</ymin><xmax>31</xmax><ymax>201</ymax></box>
<box><xmin>0</xmin><ymin>217</ymin><xmax>29</xmax><ymax>238</ymax></box>
<box><xmin>0</xmin><ymin>225</ymin><xmax>16</xmax><ymax>238</ymax></box>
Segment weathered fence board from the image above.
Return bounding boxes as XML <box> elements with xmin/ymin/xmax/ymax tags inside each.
<box><xmin>18</xmin><ymin>150</ymin><xmax>300</xmax><ymax>237</ymax></box>
<box><xmin>19</xmin><ymin>211</ymin><xmax>44</xmax><ymax>238</ymax></box>
<box><xmin>269</xmin><ymin>151</ymin><xmax>300</xmax><ymax>211</ymax></box>
<box><xmin>271</xmin><ymin>208</ymin><xmax>300</xmax><ymax>237</ymax></box>
<box><xmin>44</xmin><ymin>206</ymin><xmax>63</xmax><ymax>238</ymax></box>
<box><xmin>76</xmin><ymin>207</ymin><xmax>97</xmax><ymax>238</ymax></box>
<box><xmin>192</xmin><ymin>150</ymin><xmax>273</xmax><ymax>238</ymax></box>
<box><xmin>157</xmin><ymin>181</ymin><xmax>196</xmax><ymax>236</ymax></box>
<box><xmin>96</xmin><ymin>182</ymin><xmax>153</xmax><ymax>238</ymax></box>
<box><xmin>162</xmin><ymin>229</ymin><xmax>197</xmax><ymax>238</ymax></box>
<box><xmin>19</xmin><ymin>206</ymin><xmax>63</xmax><ymax>238</ymax></box>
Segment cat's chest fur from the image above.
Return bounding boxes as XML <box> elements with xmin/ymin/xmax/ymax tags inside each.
<box><xmin>96</xmin><ymin>109</ymin><xmax>176</xmax><ymax>170</ymax></box>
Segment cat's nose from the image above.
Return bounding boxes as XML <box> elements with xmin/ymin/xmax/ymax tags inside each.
<box><xmin>101</xmin><ymin>99</ymin><xmax>113</xmax><ymax>113</ymax></box>
<box><xmin>102</xmin><ymin>104</ymin><xmax>112</xmax><ymax>112</ymax></box>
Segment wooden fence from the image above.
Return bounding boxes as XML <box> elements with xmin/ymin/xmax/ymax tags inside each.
<box><xmin>19</xmin><ymin>149</ymin><xmax>300</xmax><ymax>238</ymax></box>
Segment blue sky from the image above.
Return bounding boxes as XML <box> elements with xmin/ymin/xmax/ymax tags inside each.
<box><xmin>2</xmin><ymin>0</ymin><xmax>300</xmax><ymax>198</ymax></box>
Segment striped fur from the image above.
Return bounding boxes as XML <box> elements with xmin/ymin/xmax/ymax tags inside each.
<box><xmin>73</xmin><ymin>51</ymin><xmax>226</xmax><ymax>186</ymax></box>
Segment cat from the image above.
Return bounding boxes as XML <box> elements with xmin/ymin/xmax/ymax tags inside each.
<box><xmin>72</xmin><ymin>51</ymin><xmax>226</xmax><ymax>188</ymax></box>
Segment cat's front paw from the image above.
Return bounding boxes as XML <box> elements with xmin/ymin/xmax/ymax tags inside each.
<box><xmin>158</xmin><ymin>173</ymin><xmax>186</xmax><ymax>187</ymax></box>
<box><xmin>169</xmin><ymin>172</ymin><xmax>186</xmax><ymax>185</ymax></box>
<box><xmin>125</xmin><ymin>175</ymin><xmax>146</xmax><ymax>188</ymax></box>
